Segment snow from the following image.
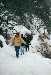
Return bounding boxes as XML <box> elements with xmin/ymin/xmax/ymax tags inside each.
<box><xmin>49</xmin><ymin>35</ymin><xmax>51</xmax><ymax>39</ymax></box>
<box><xmin>8</xmin><ymin>20</ymin><xmax>17</xmax><ymax>25</ymax></box>
<box><xmin>0</xmin><ymin>45</ymin><xmax>51</xmax><ymax>75</ymax></box>
<box><xmin>0</xmin><ymin>35</ymin><xmax>6</xmax><ymax>47</ymax></box>
<box><xmin>30</xmin><ymin>32</ymin><xmax>40</xmax><ymax>52</ymax></box>
<box><xmin>0</xmin><ymin>34</ymin><xmax>51</xmax><ymax>75</ymax></box>
<box><xmin>39</xmin><ymin>28</ymin><xmax>44</xmax><ymax>34</ymax></box>
<box><xmin>31</xmin><ymin>33</ymin><xmax>39</xmax><ymax>49</ymax></box>
<box><xmin>13</xmin><ymin>25</ymin><xmax>31</xmax><ymax>35</ymax></box>
<box><xmin>48</xmin><ymin>34</ymin><xmax>51</xmax><ymax>46</ymax></box>
<box><xmin>7</xmin><ymin>25</ymin><xmax>31</xmax><ymax>36</ymax></box>
<box><xmin>0</xmin><ymin>2</ymin><xmax>4</xmax><ymax>7</ymax></box>
<box><xmin>4</xmin><ymin>10</ymin><xmax>8</xmax><ymax>14</ymax></box>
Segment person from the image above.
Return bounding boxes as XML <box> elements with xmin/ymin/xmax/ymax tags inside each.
<box><xmin>25</xmin><ymin>37</ymin><xmax>30</xmax><ymax>51</ymax></box>
<box><xmin>20</xmin><ymin>33</ymin><xmax>32</xmax><ymax>52</ymax></box>
<box><xmin>20</xmin><ymin>34</ymin><xmax>25</xmax><ymax>55</ymax></box>
<box><xmin>25</xmin><ymin>34</ymin><xmax>32</xmax><ymax>52</ymax></box>
<box><xmin>10</xmin><ymin>32</ymin><xmax>26</xmax><ymax>58</ymax></box>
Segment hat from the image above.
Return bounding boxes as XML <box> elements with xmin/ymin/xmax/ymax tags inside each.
<box><xmin>16</xmin><ymin>32</ymin><xmax>20</xmax><ymax>35</ymax></box>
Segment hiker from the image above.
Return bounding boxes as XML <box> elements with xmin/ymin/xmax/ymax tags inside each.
<box><xmin>10</xmin><ymin>32</ymin><xmax>26</xmax><ymax>58</ymax></box>
<box><xmin>25</xmin><ymin>34</ymin><xmax>32</xmax><ymax>52</ymax></box>
<box><xmin>20</xmin><ymin>34</ymin><xmax>26</xmax><ymax>55</ymax></box>
<box><xmin>25</xmin><ymin>37</ymin><xmax>30</xmax><ymax>51</ymax></box>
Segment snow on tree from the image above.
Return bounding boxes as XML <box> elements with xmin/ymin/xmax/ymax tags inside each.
<box><xmin>13</xmin><ymin>25</ymin><xmax>31</xmax><ymax>35</ymax></box>
<box><xmin>37</xmin><ymin>28</ymin><xmax>51</xmax><ymax>58</ymax></box>
<box><xmin>0</xmin><ymin>35</ymin><xmax>6</xmax><ymax>47</ymax></box>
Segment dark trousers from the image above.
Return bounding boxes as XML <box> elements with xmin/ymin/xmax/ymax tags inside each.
<box><xmin>25</xmin><ymin>45</ymin><xmax>29</xmax><ymax>51</ymax></box>
<box><xmin>15</xmin><ymin>46</ymin><xmax>20</xmax><ymax>58</ymax></box>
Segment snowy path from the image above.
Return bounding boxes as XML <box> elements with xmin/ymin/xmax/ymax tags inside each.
<box><xmin>0</xmin><ymin>45</ymin><xmax>51</xmax><ymax>75</ymax></box>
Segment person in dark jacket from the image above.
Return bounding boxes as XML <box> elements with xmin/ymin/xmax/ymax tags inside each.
<box><xmin>25</xmin><ymin>33</ymin><xmax>33</xmax><ymax>52</ymax></box>
<box><xmin>20</xmin><ymin>34</ymin><xmax>26</xmax><ymax>55</ymax></box>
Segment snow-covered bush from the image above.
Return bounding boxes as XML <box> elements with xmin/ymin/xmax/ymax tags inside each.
<box><xmin>38</xmin><ymin>32</ymin><xmax>51</xmax><ymax>59</ymax></box>
<box><xmin>0</xmin><ymin>35</ymin><xmax>6</xmax><ymax>48</ymax></box>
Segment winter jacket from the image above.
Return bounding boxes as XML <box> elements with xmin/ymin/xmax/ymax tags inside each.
<box><xmin>10</xmin><ymin>36</ymin><xmax>26</xmax><ymax>46</ymax></box>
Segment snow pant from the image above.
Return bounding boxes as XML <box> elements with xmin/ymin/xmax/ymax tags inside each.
<box><xmin>15</xmin><ymin>46</ymin><xmax>20</xmax><ymax>58</ymax></box>
<box><xmin>25</xmin><ymin>45</ymin><xmax>29</xmax><ymax>52</ymax></box>
<box><xmin>20</xmin><ymin>46</ymin><xmax>24</xmax><ymax>55</ymax></box>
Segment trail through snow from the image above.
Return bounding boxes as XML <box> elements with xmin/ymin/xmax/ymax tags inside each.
<box><xmin>0</xmin><ymin>45</ymin><xmax>51</xmax><ymax>75</ymax></box>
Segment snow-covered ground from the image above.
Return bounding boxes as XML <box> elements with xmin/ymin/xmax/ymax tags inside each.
<box><xmin>0</xmin><ymin>45</ymin><xmax>51</xmax><ymax>75</ymax></box>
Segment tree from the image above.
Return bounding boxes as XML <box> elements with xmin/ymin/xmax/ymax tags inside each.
<box><xmin>0</xmin><ymin>27</ymin><xmax>3</xmax><ymax>35</ymax></box>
